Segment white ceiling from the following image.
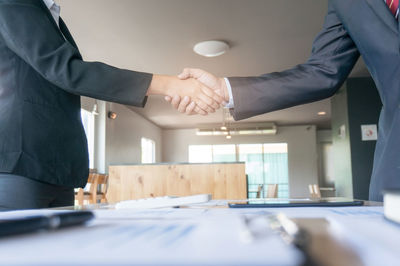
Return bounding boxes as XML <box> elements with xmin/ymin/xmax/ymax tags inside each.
<box><xmin>58</xmin><ymin>0</ymin><xmax>369</xmax><ymax>129</ymax></box>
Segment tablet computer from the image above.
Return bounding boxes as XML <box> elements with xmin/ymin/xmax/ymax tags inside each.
<box><xmin>228</xmin><ymin>198</ymin><xmax>364</xmax><ymax>208</ymax></box>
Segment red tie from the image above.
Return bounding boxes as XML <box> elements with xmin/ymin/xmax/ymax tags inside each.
<box><xmin>386</xmin><ymin>0</ymin><xmax>399</xmax><ymax>19</ymax></box>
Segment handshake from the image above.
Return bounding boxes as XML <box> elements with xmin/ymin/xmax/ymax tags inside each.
<box><xmin>148</xmin><ymin>68</ymin><xmax>229</xmax><ymax>115</ymax></box>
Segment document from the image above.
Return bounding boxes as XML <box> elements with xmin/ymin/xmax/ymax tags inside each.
<box><xmin>0</xmin><ymin>208</ymin><xmax>303</xmax><ymax>266</ymax></box>
<box><xmin>328</xmin><ymin>215</ymin><xmax>400</xmax><ymax>266</ymax></box>
<box><xmin>255</xmin><ymin>205</ymin><xmax>400</xmax><ymax>266</ymax></box>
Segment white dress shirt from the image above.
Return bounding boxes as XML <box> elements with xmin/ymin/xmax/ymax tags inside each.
<box><xmin>42</xmin><ymin>0</ymin><xmax>61</xmax><ymax>27</ymax></box>
<box><xmin>223</xmin><ymin>78</ymin><xmax>235</xmax><ymax>108</ymax></box>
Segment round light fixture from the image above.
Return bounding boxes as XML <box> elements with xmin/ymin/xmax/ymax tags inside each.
<box><xmin>193</xmin><ymin>40</ymin><xmax>229</xmax><ymax>57</ymax></box>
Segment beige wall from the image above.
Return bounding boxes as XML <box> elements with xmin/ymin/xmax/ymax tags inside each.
<box><xmin>105</xmin><ymin>103</ymin><xmax>162</xmax><ymax>168</ymax></box>
<box><xmin>162</xmin><ymin>125</ymin><xmax>319</xmax><ymax>198</ymax></box>
<box><xmin>81</xmin><ymin>97</ymin><xmax>162</xmax><ymax>173</ymax></box>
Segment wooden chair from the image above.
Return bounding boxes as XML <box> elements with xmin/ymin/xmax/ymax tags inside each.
<box><xmin>255</xmin><ymin>184</ymin><xmax>278</xmax><ymax>198</ymax></box>
<box><xmin>255</xmin><ymin>184</ymin><xmax>264</xmax><ymax>198</ymax></box>
<box><xmin>309</xmin><ymin>184</ymin><xmax>322</xmax><ymax>198</ymax></box>
<box><xmin>75</xmin><ymin>173</ymin><xmax>109</xmax><ymax>205</ymax></box>
<box><xmin>266</xmin><ymin>184</ymin><xmax>278</xmax><ymax>198</ymax></box>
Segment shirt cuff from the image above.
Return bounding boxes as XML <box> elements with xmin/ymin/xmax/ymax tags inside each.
<box><xmin>224</xmin><ymin>77</ymin><xmax>235</xmax><ymax>108</ymax></box>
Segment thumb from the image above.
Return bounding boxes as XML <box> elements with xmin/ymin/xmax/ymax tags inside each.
<box><xmin>178</xmin><ymin>68</ymin><xmax>191</xmax><ymax>80</ymax></box>
<box><xmin>178</xmin><ymin>68</ymin><xmax>205</xmax><ymax>80</ymax></box>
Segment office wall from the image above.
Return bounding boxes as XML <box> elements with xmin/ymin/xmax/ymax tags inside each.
<box><xmin>331</xmin><ymin>86</ymin><xmax>353</xmax><ymax>198</ymax></box>
<box><xmin>316</xmin><ymin>130</ymin><xmax>334</xmax><ymax>188</ymax></box>
<box><xmin>81</xmin><ymin>97</ymin><xmax>162</xmax><ymax>173</ymax></box>
<box><xmin>347</xmin><ymin>78</ymin><xmax>381</xmax><ymax>200</ymax></box>
<box><xmin>331</xmin><ymin>78</ymin><xmax>382</xmax><ymax>200</ymax></box>
<box><xmin>105</xmin><ymin>103</ymin><xmax>162</xmax><ymax>170</ymax></box>
<box><xmin>162</xmin><ymin>125</ymin><xmax>319</xmax><ymax>198</ymax></box>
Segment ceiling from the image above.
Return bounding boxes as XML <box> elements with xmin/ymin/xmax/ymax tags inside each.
<box><xmin>58</xmin><ymin>0</ymin><xmax>369</xmax><ymax>129</ymax></box>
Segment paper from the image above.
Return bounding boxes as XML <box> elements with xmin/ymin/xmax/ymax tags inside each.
<box><xmin>1</xmin><ymin>205</ymin><xmax>395</xmax><ymax>266</ymax></box>
<box><xmin>0</xmin><ymin>208</ymin><xmax>302</xmax><ymax>266</ymax></box>
<box><xmin>329</xmin><ymin>217</ymin><xmax>400</xmax><ymax>266</ymax></box>
<box><xmin>257</xmin><ymin>206</ymin><xmax>400</xmax><ymax>265</ymax></box>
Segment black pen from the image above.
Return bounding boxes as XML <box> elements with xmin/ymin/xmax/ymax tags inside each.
<box><xmin>0</xmin><ymin>211</ymin><xmax>94</xmax><ymax>238</ymax></box>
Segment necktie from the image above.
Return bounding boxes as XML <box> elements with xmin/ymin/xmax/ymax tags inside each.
<box><xmin>386</xmin><ymin>0</ymin><xmax>399</xmax><ymax>19</ymax></box>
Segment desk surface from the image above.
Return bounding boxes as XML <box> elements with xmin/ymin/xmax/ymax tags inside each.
<box><xmin>0</xmin><ymin>198</ymin><xmax>397</xmax><ymax>266</ymax></box>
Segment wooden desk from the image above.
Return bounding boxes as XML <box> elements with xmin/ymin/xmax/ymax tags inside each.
<box><xmin>107</xmin><ymin>162</ymin><xmax>247</xmax><ymax>202</ymax></box>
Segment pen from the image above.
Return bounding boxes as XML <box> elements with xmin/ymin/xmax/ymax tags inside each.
<box><xmin>0</xmin><ymin>211</ymin><xmax>94</xmax><ymax>238</ymax></box>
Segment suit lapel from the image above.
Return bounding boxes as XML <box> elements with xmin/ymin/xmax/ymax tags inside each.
<box><xmin>59</xmin><ymin>18</ymin><xmax>80</xmax><ymax>51</ymax></box>
<box><xmin>365</xmin><ymin>0</ymin><xmax>398</xmax><ymax>33</ymax></box>
<box><xmin>37</xmin><ymin>0</ymin><xmax>64</xmax><ymax>36</ymax></box>
<box><xmin>37</xmin><ymin>1</ymin><xmax>82</xmax><ymax>56</ymax></box>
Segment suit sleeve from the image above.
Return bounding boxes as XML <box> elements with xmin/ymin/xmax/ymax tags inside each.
<box><xmin>228</xmin><ymin>1</ymin><xmax>360</xmax><ymax>120</ymax></box>
<box><xmin>0</xmin><ymin>2</ymin><xmax>152</xmax><ymax>107</ymax></box>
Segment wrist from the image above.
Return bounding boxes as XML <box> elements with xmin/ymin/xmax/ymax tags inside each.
<box><xmin>219</xmin><ymin>78</ymin><xmax>229</xmax><ymax>102</ymax></box>
<box><xmin>147</xmin><ymin>75</ymin><xmax>176</xmax><ymax>96</ymax></box>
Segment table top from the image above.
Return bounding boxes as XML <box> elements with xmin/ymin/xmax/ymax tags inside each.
<box><xmin>0</xmin><ymin>198</ymin><xmax>396</xmax><ymax>266</ymax></box>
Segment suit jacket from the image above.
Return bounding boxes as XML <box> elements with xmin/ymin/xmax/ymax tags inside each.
<box><xmin>0</xmin><ymin>0</ymin><xmax>153</xmax><ymax>187</ymax></box>
<box><xmin>228</xmin><ymin>0</ymin><xmax>400</xmax><ymax>201</ymax></box>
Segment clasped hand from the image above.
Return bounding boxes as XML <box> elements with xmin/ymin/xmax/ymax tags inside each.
<box><xmin>164</xmin><ymin>69</ymin><xmax>229</xmax><ymax>115</ymax></box>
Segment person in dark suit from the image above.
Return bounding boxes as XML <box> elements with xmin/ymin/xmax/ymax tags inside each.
<box><xmin>0</xmin><ymin>0</ymin><xmax>225</xmax><ymax>210</ymax></box>
<box><xmin>168</xmin><ymin>0</ymin><xmax>400</xmax><ymax>202</ymax></box>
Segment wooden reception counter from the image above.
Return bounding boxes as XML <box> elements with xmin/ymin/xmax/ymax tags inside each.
<box><xmin>106</xmin><ymin>162</ymin><xmax>247</xmax><ymax>203</ymax></box>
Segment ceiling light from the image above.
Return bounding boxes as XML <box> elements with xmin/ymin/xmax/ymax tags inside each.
<box><xmin>220</xmin><ymin>126</ymin><xmax>227</xmax><ymax>131</ymax></box>
<box><xmin>193</xmin><ymin>40</ymin><xmax>229</xmax><ymax>57</ymax></box>
<box><xmin>226</xmin><ymin>134</ymin><xmax>232</xmax><ymax>140</ymax></box>
<box><xmin>318</xmin><ymin>111</ymin><xmax>327</xmax><ymax>116</ymax></box>
<box><xmin>196</xmin><ymin>123</ymin><xmax>277</xmax><ymax>136</ymax></box>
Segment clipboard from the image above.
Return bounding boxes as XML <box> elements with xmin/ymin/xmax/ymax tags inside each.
<box><xmin>228</xmin><ymin>198</ymin><xmax>364</xmax><ymax>208</ymax></box>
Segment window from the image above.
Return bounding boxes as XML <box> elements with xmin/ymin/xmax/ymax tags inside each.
<box><xmin>238</xmin><ymin>144</ymin><xmax>264</xmax><ymax>197</ymax></box>
<box><xmin>262</xmin><ymin>143</ymin><xmax>289</xmax><ymax>198</ymax></box>
<box><xmin>81</xmin><ymin>109</ymin><xmax>95</xmax><ymax>169</ymax></box>
<box><xmin>189</xmin><ymin>145</ymin><xmax>212</xmax><ymax>163</ymax></box>
<box><xmin>188</xmin><ymin>143</ymin><xmax>289</xmax><ymax>198</ymax></box>
<box><xmin>212</xmin><ymin>145</ymin><xmax>236</xmax><ymax>162</ymax></box>
<box><xmin>188</xmin><ymin>145</ymin><xmax>236</xmax><ymax>163</ymax></box>
<box><xmin>141</xmin><ymin>138</ymin><xmax>156</xmax><ymax>163</ymax></box>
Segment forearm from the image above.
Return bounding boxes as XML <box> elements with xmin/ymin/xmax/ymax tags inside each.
<box><xmin>228</xmin><ymin>57</ymin><xmax>357</xmax><ymax>120</ymax></box>
<box><xmin>147</xmin><ymin>75</ymin><xmax>177</xmax><ymax>96</ymax></box>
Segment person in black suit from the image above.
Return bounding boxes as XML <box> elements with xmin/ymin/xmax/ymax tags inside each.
<box><xmin>168</xmin><ymin>0</ymin><xmax>400</xmax><ymax>202</ymax></box>
<box><xmin>0</xmin><ymin>0</ymin><xmax>225</xmax><ymax>210</ymax></box>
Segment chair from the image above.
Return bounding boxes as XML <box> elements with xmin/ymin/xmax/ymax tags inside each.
<box><xmin>266</xmin><ymin>184</ymin><xmax>278</xmax><ymax>198</ymax></box>
<box><xmin>309</xmin><ymin>184</ymin><xmax>322</xmax><ymax>198</ymax></box>
<box><xmin>253</xmin><ymin>184</ymin><xmax>278</xmax><ymax>198</ymax></box>
<box><xmin>255</xmin><ymin>184</ymin><xmax>264</xmax><ymax>198</ymax></box>
<box><xmin>75</xmin><ymin>173</ymin><xmax>109</xmax><ymax>205</ymax></box>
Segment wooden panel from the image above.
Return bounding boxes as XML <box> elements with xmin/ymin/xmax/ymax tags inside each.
<box><xmin>106</xmin><ymin>163</ymin><xmax>246</xmax><ymax>203</ymax></box>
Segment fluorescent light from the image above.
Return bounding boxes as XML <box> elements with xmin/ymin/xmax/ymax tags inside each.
<box><xmin>196</xmin><ymin>123</ymin><xmax>278</xmax><ymax>136</ymax></box>
<box><xmin>318</xmin><ymin>111</ymin><xmax>327</xmax><ymax>116</ymax></box>
<box><xmin>196</xmin><ymin>130</ymin><xmax>214</xmax><ymax>136</ymax></box>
